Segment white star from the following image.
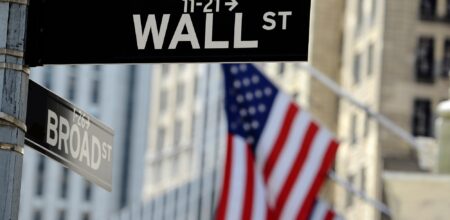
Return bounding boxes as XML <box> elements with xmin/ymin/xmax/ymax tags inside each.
<box><xmin>240</xmin><ymin>109</ymin><xmax>247</xmax><ymax>117</ymax></box>
<box><xmin>233</xmin><ymin>80</ymin><xmax>241</xmax><ymax>88</ymax></box>
<box><xmin>239</xmin><ymin>64</ymin><xmax>247</xmax><ymax>72</ymax></box>
<box><xmin>236</xmin><ymin>95</ymin><xmax>244</xmax><ymax>103</ymax></box>
<box><xmin>246</xmin><ymin>92</ymin><xmax>253</xmax><ymax>101</ymax></box>
<box><xmin>264</xmin><ymin>87</ymin><xmax>272</xmax><ymax>96</ymax></box>
<box><xmin>230</xmin><ymin>105</ymin><xmax>237</xmax><ymax>112</ymax></box>
<box><xmin>231</xmin><ymin>65</ymin><xmax>239</xmax><ymax>74</ymax></box>
<box><xmin>246</xmin><ymin>137</ymin><xmax>254</xmax><ymax>144</ymax></box>
<box><xmin>258</xmin><ymin>104</ymin><xmax>266</xmax><ymax>112</ymax></box>
<box><xmin>243</xmin><ymin>78</ymin><xmax>250</xmax><ymax>87</ymax></box>
<box><xmin>249</xmin><ymin>107</ymin><xmax>256</xmax><ymax>115</ymax></box>
<box><xmin>251</xmin><ymin>75</ymin><xmax>260</xmax><ymax>84</ymax></box>
<box><xmin>252</xmin><ymin>121</ymin><xmax>259</xmax><ymax>129</ymax></box>
<box><xmin>255</xmin><ymin>90</ymin><xmax>263</xmax><ymax>98</ymax></box>
<box><xmin>243</xmin><ymin>123</ymin><xmax>251</xmax><ymax>131</ymax></box>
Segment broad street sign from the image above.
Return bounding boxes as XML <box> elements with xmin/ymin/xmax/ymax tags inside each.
<box><xmin>25</xmin><ymin>81</ymin><xmax>114</xmax><ymax>191</ymax></box>
<box><xmin>25</xmin><ymin>0</ymin><xmax>311</xmax><ymax>66</ymax></box>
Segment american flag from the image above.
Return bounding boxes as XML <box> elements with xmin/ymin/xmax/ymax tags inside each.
<box><xmin>216</xmin><ymin>64</ymin><xmax>339</xmax><ymax>220</ymax></box>
<box><xmin>309</xmin><ymin>199</ymin><xmax>343</xmax><ymax>220</ymax></box>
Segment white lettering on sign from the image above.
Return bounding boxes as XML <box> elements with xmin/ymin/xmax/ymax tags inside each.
<box><xmin>132</xmin><ymin>13</ymin><xmax>259</xmax><ymax>50</ymax></box>
<box><xmin>46</xmin><ymin>109</ymin><xmax>112</xmax><ymax>170</ymax></box>
<box><xmin>262</xmin><ymin>11</ymin><xmax>292</xmax><ymax>31</ymax></box>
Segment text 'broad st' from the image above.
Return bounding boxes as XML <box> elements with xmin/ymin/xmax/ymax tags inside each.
<box><xmin>26</xmin><ymin>81</ymin><xmax>114</xmax><ymax>191</ymax></box>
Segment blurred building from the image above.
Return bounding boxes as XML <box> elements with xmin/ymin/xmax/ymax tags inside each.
<box><xmin>19</xmin><ymin>65</ymin><xmax>152</xmax><ymax>220</ymax></box>
<box><xmin>335</xmin><ymin>0</ymin><xmax>450</xmax><ymax>219</ymax></box>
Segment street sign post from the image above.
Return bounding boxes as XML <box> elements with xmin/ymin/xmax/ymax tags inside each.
<box><xmin>25</xmin><ymin>0</ymin><xmax>311</xmax><ymax>66</ymax></box>
<box><xmin>25</xmin><ymin>80</ymin><xmax>114</xmax><ymax>191</ymax></box>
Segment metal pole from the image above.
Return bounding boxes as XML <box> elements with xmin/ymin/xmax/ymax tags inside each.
<box><xmin>0</xmin><ymin>0</ymin><xmax>29</xmax><ymax>219</ymax></box>
<box><xmin>298</xmin><ymin>63</ymin><xmax>422</xmax><ymax>151</ymax></box>
<box><xmin>436</xmin><ymin>92</ymin><xmax>450</xmax><ymax>174</ymax></box>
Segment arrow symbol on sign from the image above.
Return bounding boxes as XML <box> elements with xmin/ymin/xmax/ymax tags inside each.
<box><xmin>225</xmin><ymin>0</ymin><xmax>238</xmax><ymax>11</ymax></box>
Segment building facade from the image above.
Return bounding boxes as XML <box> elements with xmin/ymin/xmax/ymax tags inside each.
<box><xmin>335</xmin><ymin>0</ymin><xmax>450</xmax><ymax>219</ymax></box>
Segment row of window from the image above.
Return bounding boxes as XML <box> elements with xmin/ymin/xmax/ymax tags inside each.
<box><xmin>355</xmin><ymin>0</ymin><xmax>377</xmax><ymax>35</ymax></box>
<box><xmin>352</xmin><ymin>37</ymin><xmax>450</xmax><ymax>85</ymax></box>
<box><xmin>420</xmin><ymin>0</ymin><xmax>450</xmax><ymax>21</ymax></box>
<box><xmin>43</xmin><ymin>66</ymin><xmax>101</xmax><ymax>104</ymax></box>
<box><xmin>35</xmin><ymin>156</ymin><xmax>92</xmax><ymax>201</ymax></box>
<box><xmin>416</xmin><ymin>37</ymin><xmax>450</xmax><ymax>82</ymax></box>
<box><xmin>349</xmin><ymin>98</ymin><xmax>433</xmax><ymax>147</ymax></box>
<box><xmin>352</xmin><ymin>44</ymin><xmax>375</xmax><ymax>85</ymax></box>
<box><xmin>346</xmin><ymin>167</ymin><xmax>366</xmax><ymax>208</ymax></box>
<box><xmin>33</xmin><ymin>209</ymin><xmax>91</xmax><ymax>220</ymax></box>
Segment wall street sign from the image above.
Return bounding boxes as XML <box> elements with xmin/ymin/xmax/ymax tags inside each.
<box><xmin>25</xmin><ymin>81</ymin><xmax>114</xmax><ymax>191</ymax></box>
<box><xmin>24</xmin><ymin>0</ymin><xmax>311</xmax><ymax>66</ymax></box>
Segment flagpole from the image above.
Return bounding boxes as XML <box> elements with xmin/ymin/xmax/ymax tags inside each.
<box><xmin>328</xmin><ymin>171</ymin><xmax>392</xmax><ymax>217</ymax></box>
<box><xmin>297</xmin><ymin>63</ymin><xmax>422</xmax><ymax>151</ymax></box>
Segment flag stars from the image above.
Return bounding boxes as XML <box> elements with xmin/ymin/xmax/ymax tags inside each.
<box><xmin>230</xmin><ymin>66</ymin><xmax>239</xmax><ymax>74</ymax></box>
<box><xmin>243</xmin><ymin>123</ymin><xmax>251</xmax><ymax>131</ymax></box>
<box><xmin>243</xmin><ymin>78</ymin><xmax>250</xmax><ymax>87</ymax></box>
<box><xmin>255</xmin><ymin>90</ymin><xmax>263</xmax><ymax>98</ymax></box>
<box><xmin>248</xmin><ymin>107</ymin><xmax>256</xmax><ymax>115</ymax></box>
<box><xmin>264</xmin><ymin>87</ymin><xmax>273</xmax><ymax>96</ymax></box>
<box><xmin>239</xmin><ymin>64</ymin><xmax>247</xmax><ymax>71</ymax></box>
<box><xmin>240</xmin><ymin>109</ymin><xmax>247</xmax><ymax>117</ymax></box>
<box><xmin>252</xmin><ymin>75</ymin><xmax>260</xmax><ymax>84</ymax></box>
<box><xmin>233</xmin><ymin>80</ymin><xmax>241</xmax><ymax>88</ymax></box>
<box><xmin>258</xmin><ymin>104</ymin><xmax>266</xmax><ymax>113</ymax></box>
<box><xmin>246</xmin><ymin>92</ymin><xmax>253</xmax><ymax>101</ymax></box>
<box><xmin>236</xmin><ymin>95</ymin><xmax>244</xmax><ymax>103</ymax></box>
<box><xmin>251</xmin><ymin>121</ymin><xmax>259</xmax><ymax>129</ymax></box>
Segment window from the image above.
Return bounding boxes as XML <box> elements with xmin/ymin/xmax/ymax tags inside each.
<box><xmin>43</xmin><ymin>66</ymin><xmax>53</xmax><ymax>89</ymax></box>
<box><xmin>420</xmin><ymin>0</ymin><xmax>437</xmax><ymax>20</ymax></box>
<box><xmin>346</xmin><ymin>175</ymin><xmax>355</xmax><ymax>208</ymax></box>
<box><xmin>91</xmin><ymin>72</ymin><xmax>101</xmax><ymax>104</ymax></box>
<box><xmin>60</xmin><ymin>168</ymin><xmax>69</xmax><ymax>199</ymax></box>
<box><xmin>412</xmin><ymin>99</ymin><xmax>432</xmax><ymax>137</ymax></box>
<box><xmin>161</xmin><ymin>64</ymin><xmax>170</xmax><ymax>77</ymax></box>
<box><xmin>176</xmin><ymin>82</ymin><xmax>185</xmax><ymax>106</ymax></box>
<box><xmin>57</xmin><ymin>210</ymin><xmax>66</xmax><ymax>220</ymax></box>
<box><xmin>353</xmin><ymin>53</ymin><xmax>362</xmax><ymax>84</ymax></box>
<box><xmin>361</xmin><ymin>167</ymin><xmax>366</xmax><ymax>192</ymax></box>
<box><xmin>416</xmin><ymin>37</ymin><xmax>434</xmax><ymax>83</ymax></box>
<box><xmin>356</xmin><ymin>0</ymin><xmax>364</xmax><ymax>33</ymax></box>
<box><xmin>367</xmin><ymin>44</ymin><xmax>374</xmax><ymax>76</ymax></box>
<box><xmin>156</xmin><ymin>127</ymin><xmax>166</xmax><ymax>153</ymax></box>
<box><xmin>35</xmin><ymin>155</ymin><xmax>46</xmax><ymax>196</ymax></box>
<box><xmin>67</xmin><ymin>71</ymin><xmax>77</xmax><ymax>101</ymax></box>
<box><xmin>442</xmin><ymin>39</ymin><xmax>450</xmax><ymax>78</ymax></box>
<box><xmin>82</xmin><ymin>212</ymin><xmax>91</xmax><ymax>220</ymax></box>
<box><xmin>84</xmin><ymin>181</ymin><xmax>92</xmax><ymax>201</ymax></box>
<box><xmin>446</xmin><ymin>0</ymin><xmax>450</xmax><ymax>20</ymax></box>
<box><xmin>278</xmin><ymin>63</ymin><xmax>285</xmax><ymax>75</ymax></box>
<box><xmin>350</xmin><ymin>114</ymin><xmax>358</xmax><ymax>145</ymax></box>
<box><xmin>370</xmin><ymin>0</ymin><xmax>377</xmax><ymax>25</ymax></box>
<box><xmin>174</xmin><ymin>120</ymin><xmax>183</xmax><ymax>146</ymax></box>
<box><xmin>159</xmin><ymin>90</ymin><xmax>168</xmax><ymax>113</ymax></box>
<box><xmin>33</xmin><ymin>210</ymin><xmax>42</xmax><ymax>220</ymax></box>
<box><xmin>364</xmin><ymin>113</ymin><xmax>370</xmax><ymax>137</ymax></box>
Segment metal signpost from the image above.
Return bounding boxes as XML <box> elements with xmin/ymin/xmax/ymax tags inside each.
<box><xmin>26</xmin><ymin>81</ymin><xmax>114</xmax><ymax>191</ymax></box>
<box><xmin>25</xmin><ymin>0</ymin><xmax>311</xmax><ymax>66</ymax></box>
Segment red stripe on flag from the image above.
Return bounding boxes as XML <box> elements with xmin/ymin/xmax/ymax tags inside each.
<box><xmin>216</xmin><ymin>134</ymin><xmax>234</xmax><ymax>220</ymax></box>
<box><xmin>272</xmin><ymin>122</ymin><xmax>319</xmax><ymax>219</ymax></box>
<box><xmin>296</xmin><ymin>140</ymin><xmax>339</xmax><ymax>220</ymax></box>
<box><xmin>242</xmin><ymin>145</ymin><xmax>255</xmax><ymax>220</ymax></box>
<box><xmin>324</xmin><ymin>210</ymin><xmax>336</xmax><ymax>220</ymax></box>
<box><xmin>263</xmin><ymin>103</ymin><xmax>298</xmax><ymax>183</ymax></box>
